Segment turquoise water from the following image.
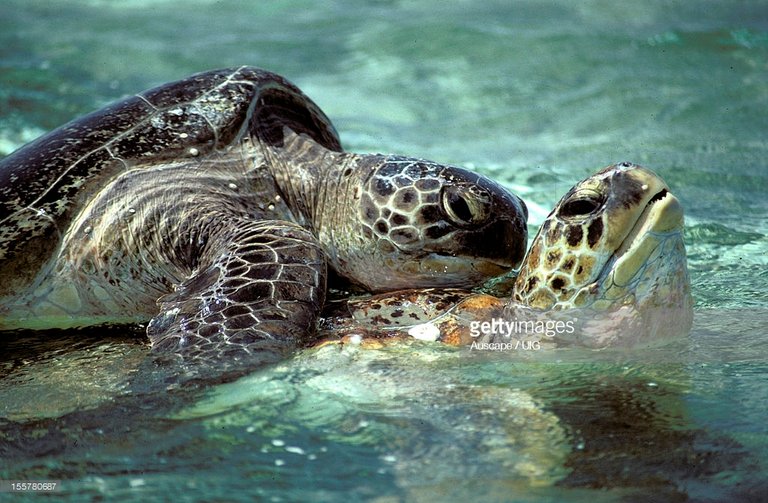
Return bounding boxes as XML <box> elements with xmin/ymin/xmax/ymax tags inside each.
<box><xmin>1</xmin><ymin>0</ymin><xmax>767</xmax><ymax>501</ymax></box>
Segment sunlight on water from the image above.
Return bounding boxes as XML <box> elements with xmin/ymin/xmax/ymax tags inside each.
<box><xmin>1</xmin><ymin>0</ymin><xmax>767</xmax><ymax>501</ymax></box>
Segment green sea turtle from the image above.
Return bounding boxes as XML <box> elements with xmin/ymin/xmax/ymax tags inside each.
<box><xmin>0</xmin><ymin>66</ymin><xmax>528</xmax><ymax>371</ymax></box>
<box><xmin>319</xmin><ymin>162</ymin><xmax>693</xmax><ymax>348</ymax></box>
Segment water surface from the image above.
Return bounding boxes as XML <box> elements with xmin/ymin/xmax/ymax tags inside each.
<box><xmin>1</xmin><ymin>1</ymin><xmax>766</xmax><ymax>501</ymax></box>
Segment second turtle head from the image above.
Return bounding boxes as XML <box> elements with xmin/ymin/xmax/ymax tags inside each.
<box><xmin>326</xmin><ymin>155</ymin><xmax>528</xmax><ymax>292</ymax></box>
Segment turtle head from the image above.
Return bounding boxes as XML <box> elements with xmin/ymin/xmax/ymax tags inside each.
<box><xmin>513</xmin><ymin>162</ymin><xmax>691</xmax><ymax>317</ymax></box>
<box><xmin>331</xmin><ymin>156</ymin><xmax>527</xmax><ymax>292</ymax></box>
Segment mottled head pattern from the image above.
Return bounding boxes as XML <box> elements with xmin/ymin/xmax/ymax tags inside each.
<box><xmin>513</xmin><ymin>162</ymin><xmax>690</xmax><ymax>311</ymax></box>
<box><xmin>317</xmin><ymin>163</ymin><xmax>692</xmax><ymax>348</ymax></box>
<box><xmin>345</xmin><ymin>155</ymin><xmax>528</xmax><ymax>291</ymax></box>
<box><xmin>0</xmin><ymin>63</ymin><xmax>530</xmax><ymax>357</ymax></box>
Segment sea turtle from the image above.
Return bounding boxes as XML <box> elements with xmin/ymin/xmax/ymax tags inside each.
<box><xmin>319</xmin><ymin>162</ymin><xmax>694</xmax><ymax>348</ymax></box>
<box><xmin>0</xmin><ymin>66</ymin><xmax>528</xmax><ymax>372</ymax></box>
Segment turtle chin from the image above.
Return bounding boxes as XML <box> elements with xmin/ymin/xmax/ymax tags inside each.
<box><xmin>590</xmin><ymin>190</ymin><xmax>692</xmax><ymax>343</ymax></box>
<box><xmin>568</xmin><ymin>189</ymin><xmax>692</xmax><ymax>345</ymax></box>
<box><xmin>606</xmin><ymin>189</ymin><xmax>684</xmax><ymax>287</ymax></box>
<box><xmin>587</xmin><ymin>189</ymin><xmax>690</xmax><ymax>312</ymax></box>
<box><xmin>417</xmin><ymin>253</ymin><xmax>512</xmax><ymax>284</ymax></box>
<box><xmin>362</xmin><ymin>254</ymin><xmax>512</xmax><ymax>293</ymax></box>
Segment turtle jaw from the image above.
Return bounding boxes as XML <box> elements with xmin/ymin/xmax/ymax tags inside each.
<box><xmin>608</xmin><ymin>188</ymin><xmax>683</xmax><ymax>287</ymax></box>
<box><xmin>589</xmin><ymin>187</ymin><xmax>687</xmax><ymax>305</ymax></box>
<box><xmin>572</xmin><ymin>188</ymin><xmax>693</xmax><ymax>346</ymax></box>
<box><xmin>362</xmin><ymin>254</ymin><xmax>512</xmax><ymax>293</ymax></box>
<box><xmin>413</xmin><ymin>253</ymin><xmax>513</xmax><ymax>285</ymax></box>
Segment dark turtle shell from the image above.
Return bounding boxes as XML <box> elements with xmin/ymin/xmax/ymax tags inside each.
<box><xmin>0</xmin><ymin>66</ymin><xmax>341</xmax><ymax>297</ymax></box>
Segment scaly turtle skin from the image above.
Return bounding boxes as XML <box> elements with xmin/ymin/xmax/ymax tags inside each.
<box><xmin>0</xmin><ymin>67</ymin><xmax>527</xmax><ymax>370</ymax></box>
<box><xmin>319</xmin><ymin>163</ymin><xmax>693</xmax><ymax>348</ymax></box>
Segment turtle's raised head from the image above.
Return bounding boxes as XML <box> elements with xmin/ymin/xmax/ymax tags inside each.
<box><xmin>333</xmin><ymin>156</ymin><xmax>527</xmax><ymax>292</ymax></box>
<box><xmin>513</xmin><ymin>162</ymin><xmax>691</xmax><ymax>319</ymax></box>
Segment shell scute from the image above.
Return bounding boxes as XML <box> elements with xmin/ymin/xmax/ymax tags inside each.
<box><xmin>0</xmin><ymin>67</ymin><xmax>277</xmax><ymax>297</ymax></box>
<box><xmin>0</xmin><ymin>96</ymin><xmax>155</xmax><ymax>222</ymax></box>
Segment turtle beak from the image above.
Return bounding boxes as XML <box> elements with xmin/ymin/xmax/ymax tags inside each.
<box><xmin>611</xmin><ymin>188</ymin><xmax>684</xmax><ymax>286</ymax></box>
<box><xmin>450</xmin><ymin>212</ymin><xmax>528</xmax><ymax>271</ymax></box>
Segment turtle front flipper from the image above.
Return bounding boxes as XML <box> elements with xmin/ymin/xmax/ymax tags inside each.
<box><xmin>147</xmin><ymin>220</ymin><xmax>326</xmax><ymax>373</ymax></box>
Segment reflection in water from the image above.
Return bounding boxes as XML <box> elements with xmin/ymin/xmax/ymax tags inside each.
<box><xmin>0</xmin><ymin>0</ymin><xmax>767</xmax><ymax>500</ymax></box>
<box><xmin>0</xmin><ymin>329</ymin><xmax>147</xmax><ymax>420</ymax></box>
<box><xmin>1</xmin><ymin>315</ymin><xmax>766</xmax><ymax>501</ymax></box>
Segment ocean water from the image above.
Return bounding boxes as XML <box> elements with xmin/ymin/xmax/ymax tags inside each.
<box><xmin>1</xmin><ymin>0</ymin><xmax>767</xmax><ymax>501</ymax></box>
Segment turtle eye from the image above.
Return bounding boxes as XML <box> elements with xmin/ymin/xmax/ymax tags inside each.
<box><xmin>560</xmin><ymin>192</ymin><xmax>603</xmax><ymax>219</ymax></box>
<box><xmin>440</xmin><ymin>184</ymin><xmax>492</xmax><ymax>226</ymax></box>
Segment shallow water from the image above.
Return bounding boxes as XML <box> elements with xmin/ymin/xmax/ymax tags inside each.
<box><xmin>1</xmin><ymin>0</ymin><xmax>767</xmax><ymax>501</ymax></box>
